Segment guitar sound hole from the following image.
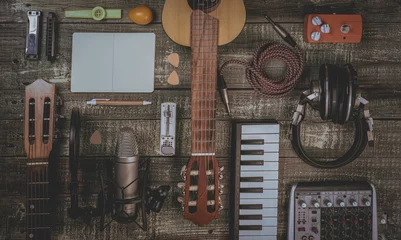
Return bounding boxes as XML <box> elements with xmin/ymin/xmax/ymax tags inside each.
<box><xmin>187</xmin><ymin>0</ymin><xmax>221</xmax><ymax>13</ymax></box>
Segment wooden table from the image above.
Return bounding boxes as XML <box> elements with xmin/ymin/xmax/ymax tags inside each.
<box><xmin>1</xmin><ymin>1</ymin><xmax>400</xmax><ymax>239</ymax></box>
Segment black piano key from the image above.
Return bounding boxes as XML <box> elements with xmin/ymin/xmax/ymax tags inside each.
<box><xmin>241</xmin><ymin>150</ymin><xmax>264</xmax><ymax>155</ymax></box>
<box><xmin>241</xmin><ymin>139</ymin><xmax>264</xmax><ymax>145</ymax></box>
<box><xmin>240</xmin><ymin>160</ymin><xmax>264</xmax><ymax>166</ymax></box>
<box><xmin>239</xmin><ymin>225</ymin><xmax>263</xmax><ymax>231</ymax></box>
<box><xmin>240</xmin><ymin>204</ymin><xmax>263</xmax><ymax>209</ymax></box>
<box><xmin>240</xmin><ymin>177</ymin><xmax>264</xmax><ymax>182</ymax></box>
<box><xmin>239</xmin><ymin>215</ymin><xmax>263</xmax><ymax>220</ymax></box>
<box><xmin>240</xmin><ymin>188</ymin><xmax>263</xmax><ymax>193</ymax></box>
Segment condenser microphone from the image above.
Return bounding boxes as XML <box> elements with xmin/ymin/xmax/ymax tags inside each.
<box><xmin>114</xmin><ymin>127</ymin><xmax>139</xmax><ymax>222</ymax></box>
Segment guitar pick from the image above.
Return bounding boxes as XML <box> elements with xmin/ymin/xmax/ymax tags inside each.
<box><xmin>90</xmin><ymin>130</ymin><xmax>102</xmax><ymax>145</ymax></box>
<box><xmin>168</xmin><ymin>53</ymin><xmax>179</xmax><ymax>68</ymax></box>
<box><xmin>167</xmin><ymin>70</ymin><xmax>179</xmax><ymax>85</ymax></box>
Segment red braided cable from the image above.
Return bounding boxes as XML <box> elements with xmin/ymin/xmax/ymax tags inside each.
<box><xmin>220</xmin><ymin>42</ymin><xmax>304</xmax><ymax>98</ymax></box>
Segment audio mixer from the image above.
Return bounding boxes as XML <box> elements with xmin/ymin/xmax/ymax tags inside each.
<box><xmin>288</xmin><ymin>181</ymin><xmax>377</xmax><ymax>240</ymax></box>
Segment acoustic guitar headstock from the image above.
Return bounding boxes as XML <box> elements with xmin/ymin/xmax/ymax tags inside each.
<box><xmin>24</xmin><ymin>79</ymin><xmax>58</xmax><ymax>159</ymax></box>
<box><xmin>177</xmin><ymin>156</ymin><xmax>224</xmax><ymax>225</ymax></box>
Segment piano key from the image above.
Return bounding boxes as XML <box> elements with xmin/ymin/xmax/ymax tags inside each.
<box><xmin>240</xmin><ymin>188</ymin><xmax>263</xmax><ymax>193</ymax></box>
<box><xmin>241</xmin><ymin>152</ymin><xmax>279</xmax><ymax>161</ymax></box>
<box><xmin>240</xmin><ymin>177</ymin><xmax>264</xmax><ymax>182</ymax></box>
<box><xmin>240</xmin><ymin>208</ymin><xmax>278</xmax><ymax>217</ymax></box>
<box><xmin>241</xmin><ymin>150</ymin><xmax>264</xmax><ymax>155</ymax></box>
<box><xmin>241</xmin><ymin>144</ymin><xmax>279</xmax><ymax>152</ymax></box>
<box><xmin>240</xmin><ymin>189</ymin><xmax>278</xmax><ymax>199</ymax></box>
<box><xmin>240</xmin><ymin>171</ymin><xmax>278</xmax><ymax>180</ymax></box>
<box><xmin>239</xmin><ymin>226</ymin><xmax>277</xmax><ymax>236</ymax></box>
<box><xmin>239</xmin><ymin>215</ymin><xmax>262</xmax><ymax>220</ymax></box>
<box><xmin>240</xmin><ymin>198</ymin><xmax>278</xmax><ymax>208</ymax></box>
<box><xmin>241</xmin><ymin>161</ymin><xmax>278</xmax><ymax>171</ymax></box>
<box><xmin>241</xmin><ymin>133</ymin><xmax>279</xmax><ymax>143</ymax></box>
<box><xmin>240</xmin><ymin>160</ymin><xmax>264</xmax><ymax>166</ymax></box>
<box><xmin>240</xmin><ymin>204</ymin><xmax>263</xmax><ymax>209</ymax></box>
<box><xmin>241</xmin><ymin>125</ymin><xmax>279</xmax><ymax>134</ymax></box>
<box><xmin>241</xmin><ymin>139</ymin><xmax>264</xmax><ymax>145</ymax></box>
<box><xmin>239</xmin><ymin>217</ymin><xmax>278</xmax><ymax>226</ymax></box>
<box><xmin>240</xmin><ymin>180</ymin><xmax>278</xmax><ymax>189</ymax></box>
<box><xmin>238</xmin><ymin>236</ymin><xmax>277</xmax><ymax>240</ymax></box>
<box><xmin>239</xmin><ymin>225</ymin><xmax>262</xmax><ymax>231</ymax></box>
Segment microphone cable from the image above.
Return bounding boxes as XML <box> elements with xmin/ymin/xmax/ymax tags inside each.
<box><xmin>219</xmin><ymin>41</ymin><xmax>304</xmax><ymax>98</ymax></box>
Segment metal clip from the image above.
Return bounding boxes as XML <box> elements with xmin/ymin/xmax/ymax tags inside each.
<box><xmin>292</xmin><ymin>104</ymin><xmax>305</xmax><ymax>126</ymax></box>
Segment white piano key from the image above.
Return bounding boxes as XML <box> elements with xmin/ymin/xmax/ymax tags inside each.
<box><xmin>240</xmin><ymin>190</ymin><xmax>278</xmax><ymax>199</ymax></box>
<box><xmin>239</xmin><ymin>226</ymin><xmax>277</xmax><ymax>236</ymax></box>
<box><xmin>240</xmin><ymin>198</ymin><xmax>278</xmax><ymax>208</ymax></box>
<box><xmin>241</xmin><ymin>125</ymin><xmax>279</xmax><ymax>134</ymax></box>
<box><xmin>241</xmin><ymin>144</ymin><xmax>279</xmax><ymax>152</ymax></box>
<box><xmin>240</xmin><ymin>180</ymin><xmax>278</xmax><ymax>189</ymax></box>
<box><xmin>239</xmin><ymin>208</ymin><xmax>278</xmax><ymax>217</ymax></box>
<box><xmin>240</xmin><ymin>171</ymin><xmax>278</xmax><ymax>180</ymax></box>
<box><xmin>241</xmin><ymin>133</ymin><xmax>279</xmax><ymax>143</ymax></box>
<box><xmin>241</xmin><ymin>152</ymin><xmax>279</xmax><ymax>161</ymax></box>
<box><xmin>239</xmin><ymin>217</ymin><xmax>277</xmax><ymax>226</ymax></box>
<box><xmin>239</xmin><ymin>236</ymin><xmax>277</xmax><ymax>240</ymax></box>
<box><xmin>241</xmin><ymin>161</ymin><xmax>278</xmax><ymax>171</ymax></box>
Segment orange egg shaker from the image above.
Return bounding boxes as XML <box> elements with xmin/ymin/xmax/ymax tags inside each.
<box><xmin>304</xmin><ymin>14</ymin><xmax>363</xmax><ymax>43</ymax></box>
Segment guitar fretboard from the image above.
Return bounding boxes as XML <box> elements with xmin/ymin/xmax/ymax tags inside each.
<box><xmin>191</xmin><ymin>10</ymin><xmax>219</xmax><ymax>155</ymax></box>
<box><xmin>26</xmin><ymin>159</ymin><xmax>50</xmax><ymax>240</ymax></box>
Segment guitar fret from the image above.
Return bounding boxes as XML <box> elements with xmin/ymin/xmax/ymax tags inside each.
<box><xmin>27</xmin><ymin>227</ymin><xmax>51</xmax><ymax>230</ymax></box>
<box><xmin>27</xmin><ymin>182</ymin><xmax>49</xmax><ymax>185</ymax></box>
<box><xmin>27</xmin><ymin>213</ymin><xmax>50</xmax><ymax>216</ymax></box>
<box><xmin>27</xmin><ymin>198</ymin><xmax>50</xmax><ymax>200</ymax></box>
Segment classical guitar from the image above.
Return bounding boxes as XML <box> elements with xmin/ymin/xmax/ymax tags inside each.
<box><xmin>24</xmin><ymin>79</ymin><xmax>57</xmax><ymax>240</ymax></box>
<box><xmin>162</xmin><ymin>0</ymin><xmax>246</xmax><ymax>225</ymax></box>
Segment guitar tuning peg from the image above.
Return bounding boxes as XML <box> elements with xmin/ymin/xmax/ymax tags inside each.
<box><xmin>180</xmin><ymin>165</ymin><xmax>187</xmax><ymax>181</ymax></box>
<box><xmin>219</xmin><ymin>166</ymin><xmax>224</xmax><ymax>172</ymax></box>
<box><xmin>219</xmin><ymin>172</ymin><xmax>224</xmax><ymax>180</ymax></box>
<box><xmin>55</xmin><ymin>96</ymin><xmax>63</xmax><ymax>107</ymax></box>
<box><xmin>219</xmin><ymin>184</ymin><xmax>224</xmax><ymax>189</ymax></box>
<box><xmin>219</xmin><ymin>188</ymin><xmax>223</xmax><ymax>194</ymax></box>
<box><xmin>177</xmin><ymin>196</ymin><xmax>185</xmax><ymax>211</ymax></box>
<box><xmin>218</xmin><ymin>196</ymin><xmax>223</xmax><ymax>211</ymax></box>
<box><xmin>177</xmin><ymin>182</ymin><xmax>185</xmax><ymax>189</ymax></box>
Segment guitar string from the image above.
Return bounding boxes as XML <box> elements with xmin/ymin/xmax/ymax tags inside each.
<box><xmin>28</xmin><ymin>98</ymin><xmax>34</xmax><ymax>239</ymax></box>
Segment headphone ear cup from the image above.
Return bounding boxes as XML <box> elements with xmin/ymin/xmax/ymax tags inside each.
<box><xmin>336</xmin><ymin>67</ymin><xmax>347</xmax><ymax>124</ymax></box>
<box><xmin>319</xmin><ymin>64</ymin><xmax>327</xmax><ymax>120</ymax></box>
<box><xmin>328</xmin><ymin>64</ymin><xmax>337</xmax><ymax>121</ymax></box>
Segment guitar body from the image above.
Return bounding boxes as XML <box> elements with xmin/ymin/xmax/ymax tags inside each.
<box><xmin>162</xmin><ymin>0</ymin><xmax>246</xmax><ymax>46</ymax></box>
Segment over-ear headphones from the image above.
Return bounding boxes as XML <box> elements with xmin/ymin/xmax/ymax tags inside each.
<box><xmin>291</xmin><ymin>64</ymin><xmax>374</xmax><ymax>168</ymax></box>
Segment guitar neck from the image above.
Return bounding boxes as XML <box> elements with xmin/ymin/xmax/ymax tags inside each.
<box><xmin>26</xmin><ymin>159</ymin><xmax>51</xmax><ymax>239</ymax></box>
<box><xmin>191</xmin><ymin>10</ymin><xmax>219</xmax><ymax>155</ymax></box>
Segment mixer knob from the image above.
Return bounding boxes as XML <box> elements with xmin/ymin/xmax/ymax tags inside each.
<box><xmin>324</xmin><ymin>199</ymin><xmax>333</xmax><ymax>207</ymax></box>
<box><xmin>311</xmin><ymin>16</ymin><xmax>322</xmax><ymax>26</ymax></box>
<box><xmin>337</xmin><ymin>199</ymin><xmax>345</xmax><ymax>207</ymax></box>
<box><xmin>363</xmin><ymin>198</ymin><xmax>371</xmax><ymax>207</ymax></box>
<box><xmin>299</xmin><ymin>200</ymin><xmax>307</xmax><ymax>209</ymax></box>
<box><xmin>311</xmin><ymin>31</ymin><xmax>321</xmax><ymax>41</ymax></box>
<box><xmin>350</xmin><ymin>198</ymin><xmax>358</xmax><ymax>207</ymax></box>
<box><xmin>308</xmin><ymin>236</ymin><xmax>315</xmax><ymax>240</ymax></box>
<box><xmin>311</xmin><ymin>226</ymin><xmax>319</xmax><ymax>234</ymax></box>
<box><xmin>320</xmin><ymin>23</ymin><xmax>331</xmax><ymax>33</ymax></box>
<box><xmin>341</xmin><ymin>24</ymin><xmax>351</xmax><ymax>34</ymax></box>
<box><xmin>311</xmin><ymin>199</ymin><xmax>320</xmax><ymax>208</ymax></box>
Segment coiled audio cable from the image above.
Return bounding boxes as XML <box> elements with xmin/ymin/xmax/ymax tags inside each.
<box><xmin>219</xmin><ymin>15</ymin><xmax>304</xmax><ymax>98</ymax></box>
<box><xmin>220</xmin><ymin>41</ymin><xmax>304</xmax><ymax>98</ymax></box>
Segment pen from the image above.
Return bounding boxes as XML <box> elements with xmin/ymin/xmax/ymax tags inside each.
<box><xmin>87</xmin><ymin>99</ymin><xmax>152</xmax><ymax>106</ymax></box>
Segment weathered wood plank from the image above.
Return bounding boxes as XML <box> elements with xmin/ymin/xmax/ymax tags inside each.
<box><xmin>1</xmin><ymin>156</ymin><xmax>400</xmax><ymax>239</ymax></box>
<box><xmin>2</xmin><ymin>23</ymin><xmax>401</xmax><ymax>90</ymax></box>
<box><xmin>1</xmin><ymin>119</ymin><xmax>400</xmax><ymax>160</ymax></box>
<box><xmin>1</xmin><ymin>89</ymin><xmax>401</xmax><ymax>120</ymax></box>
<box><xmin>1</xmin><ymin>0</ymin><xmax>401</xmax><ymax>24</ymax></box>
